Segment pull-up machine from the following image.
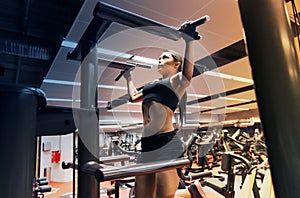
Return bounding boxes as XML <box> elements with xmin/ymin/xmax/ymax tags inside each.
<box><xmin>67</xmin><ymin>2</ymin><xmax>208</xmax><ymax>198</ymax></box>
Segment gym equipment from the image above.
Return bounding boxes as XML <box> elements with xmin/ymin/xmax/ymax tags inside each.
<box><xmin>0</xmin><ymin>84</ymin><xmax>46</xmax><ymax>198</ymax></box>
<box><xmin>62</xmin><ymin>154</ymin><xmax>134</xmax><ymax>198</ymax></box>
<box><xmin>99</xmin><ymin>161</ymin><xmax>213</xmax><ymax>198</ymax></box>
<box><xmin>93</xmin><ymin>1</ymin><xmax>209</xmax><ymax>41</ymax></box>
<box><xmin>62</xmin><ymin>154</ymin><xmax>133</xmax><ymax>170</ymax></box>
<box><xmin>115</xmin><ymin>67</ymin><xmax>135</xmax><ymax>82</ymax></box>
<box><xmin>179</xmin><ymin>15</ymin><xmax>210</xmax><ymax>40</ymax></box>
<box><xmin>235</xmin><ymin>158</ymin><xmax>271</xmax><ymax>198</ymax></box>
<box><xmin>182</xmin><ymin>132</ymin><xmax>220</xmax><ymax>174</ymax></box>
<box><xmin>93</xmin><ymin>1</ymin><xmax>180</xmax><ymax>40</ymax></box>
<box><xmin>201</xmin><ymin>152</ymin><xmax>253</xmax><ymax>198</ymax></box>
<box><xmin>33</xmin><ymin>177</ymin><xmax>52</xmax><ymax>198</ymax></box>
<box><xmin>259</xmin><ymin>168</ymin><xmax>275</xmax><ymax>198</ymax></box>
<box><xmin>82</xmin><ymin>158</ymin><xmax>190</xmax><ymax>198</ymax></box>
<box><xmin>37</xmin><ymin>106</ymin><xmax>76</xmax><ymax>136</ymax></box>
<box><xmin>80</xmin><ymin>157</ymin><xmax>213</xmax><ymax>198</ymax></box>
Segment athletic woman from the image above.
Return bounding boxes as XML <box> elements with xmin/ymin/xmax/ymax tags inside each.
<box><xmin>124</xmin><ymin>22</ymin><xmax>197</xmax><ymax>198</ymax></box>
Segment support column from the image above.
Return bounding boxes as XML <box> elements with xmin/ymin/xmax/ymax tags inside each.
<box><xmin>77</xmin><ymin>42</ymin><xmax>99</xmax><ymax>198</ymax></box>
<box><xmin>238</xmin><ymin>0</ymin><xmax>300</xmax><ymax>197</ymax></box>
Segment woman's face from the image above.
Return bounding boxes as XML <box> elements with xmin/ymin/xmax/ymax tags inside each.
<box><xmin>157</xmin><ymin>52</ymin><xmax>180</xmax><ymax>76</ymax></box>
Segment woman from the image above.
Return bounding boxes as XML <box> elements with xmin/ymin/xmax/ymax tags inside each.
<box><xmin>123</xmin><ymin>23</ymin><xmax>196</xmax><ymax>198</ymax></box>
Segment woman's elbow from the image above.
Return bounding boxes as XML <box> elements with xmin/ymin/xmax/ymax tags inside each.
<box><xmin>129</xmin><ymin>94</ymin><xmax>143</xmax><ymax>103</ymax></box>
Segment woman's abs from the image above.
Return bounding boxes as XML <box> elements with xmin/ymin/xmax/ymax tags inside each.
<box><xmin>142</xmin><ymin>101</ymin><xmax>174</xmax><ymax>137</ymax></box>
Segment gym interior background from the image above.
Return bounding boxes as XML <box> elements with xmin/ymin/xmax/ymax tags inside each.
<box><xmin>0</xmin><ymin>0</ymin><xmax>299</xmax><ymax>197</ymax></box>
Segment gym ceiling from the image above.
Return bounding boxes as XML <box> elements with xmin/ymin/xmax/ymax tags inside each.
<box><xmin>0</xmin><ymin>0</ymin><xmax>299</xmax><ymax>131</ymax></box>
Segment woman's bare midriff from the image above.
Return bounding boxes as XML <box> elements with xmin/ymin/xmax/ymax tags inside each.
<box><xmin>142</xmin><ymin>101</ymin><xmax>175</xmax><ymax>137</ymax></box>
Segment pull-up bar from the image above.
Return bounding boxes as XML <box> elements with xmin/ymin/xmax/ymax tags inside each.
<box><xmin>68</xmin><ymin>1</ymin><xmax>209</xmax><ymax>61</ymax></box>
<box><xmin>93</xmin><ymin>2</ymin><xmax>181</xmax><ymax>41</ymax></box>
<box><xmin>93</xmin><ymin>2</ymin><xmax>209</xmax><ymax>41</ymax></box>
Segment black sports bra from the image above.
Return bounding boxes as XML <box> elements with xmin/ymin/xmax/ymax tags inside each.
<box><xmin>142</xmin><ymin>78</ymin><xmax>179</xmax><ymax>111</ymax></box>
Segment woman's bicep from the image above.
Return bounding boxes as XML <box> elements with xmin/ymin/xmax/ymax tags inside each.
<box><xmin>170</xmin><ymin>73</ymin><xmax>190</xmax><ymax>97</ymax></box>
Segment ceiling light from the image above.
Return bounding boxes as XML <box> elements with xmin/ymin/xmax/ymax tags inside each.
<box><xmin>131</xmin><ymin>55</ymin><xmax>158</xmax><ymax>65</ymax></box>
<box><xmin>219</xmin><ymin>97</ymin><xmax>252</xmax><ymax>102</ymax></box>
<box><xmin>187</xmin><ymin>105</ymin><xmax>202</xmax><ymax>109</ymax></box>
<box><xmin>107</xmin><ymin>110</ymin><xmax>142</xmax><ymax>113</ymax></box>
<box><xmin>187</xmin><ymin>93</ymin><xmax>208</xmax><ymax>98</ymax></box>
<box><xmin>174</xmin><ymin>111</ymin><xmax>192</xmax><ymax>114</ymax></box>
<box><xmin>204</xmin><ymin>71</ymin><xmax>253</xmax><ymax>84</ymax></box>
<box><xmin>99</xmin><ymin>125</ymin><xmax>122</xmax><ymax>129</ymax></box>
<box><xmin>97</xmin><ymin>48</ymin><xmax>157</xmax><ymax>66</ymax></box>
<box><xmin>46</xmin><ymin>98</ymin><xmax>110</xmax><ymax>104</ymax></box>
<box><xmin>43</xmin><ymin>79</ymin><xmax>127</xmax><ymax>90</ymax></box>
<box><xmin>61</xmin><ymin>40</ymin><xmax>78</xmax><ymax>48</ymax></box>
<box><xmin>97</xmin><ymin>48</ymin><xmax>132</xmax><ymax>59</ymax></box>
<box><xmin>121</xmin><ymin>124</ymin><xmax>143</xmax><ymax>130</ymax></box>
<box><xmin>97</xmin><ymin>84</ymin><xmax>127</xmax><ymax>90</ymax></box>
<box><xmin>46</xmin><ymin>98</ymin><xmax>74</xmax><ymax>102</ymax></box>
<box><xmin>126</xmin><ymin>101</ymin><xmax>142</xmax><ymax>105</ymax></box>
<box><xmin>98</xmin><ymin>100</ymin><xmax>109</xmax><ymax>103</ymax></box>
<box><xmin>226</xmin><ymin>107</ymin><xmax>249</xmax><ymax>111</ymax></box>
<box><xmin>43</xmin><ymin>79</ymin><xmax>79</xmax><ymax>86</ymax></box>
<box><xmin>99</xmin><ymin>120</ymin><xmax>121</xmax><ymax>124</ymax></box>
<box><xmin>187</xmin><ymin>105</ymin><xmax>214</xmax><ymax>109</ymax></box>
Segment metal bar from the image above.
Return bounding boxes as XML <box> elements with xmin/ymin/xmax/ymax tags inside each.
<box><xmin>238</xmin><ymin>0</ymin><xmax>300</xmax><ymax>197</ymax></box>
<box><xmin>82</xmin><ymin>158</ymin><xmax>190</xmax><ymax>182</ymax></box>
<box><xmin>177</xmin><ymin>169</ymin><xmax>212</xmax><ymax>181</ymax></box>
<box><xmin>99</xmin><ymin>155</ymin><xmax>131</xmax><ymax>164</ymax></box>
<box><xmin>72</xmin><ymin>131</ymin><xmax>76</xmax><ymax>198</ymax></box>
<box><xmin>115</xmin><ymin>182</ymin><xmax>120</xmax><ymax>198</ymax></box>
<box><xmin>98</xmin><ymin>158</ymin><xmax>190</xmax><ymax>181</ymax></box>
<box><xmin>98</xmin><ymin>58</ymin><xmax>152</xmax><ymax>70</ymax></box>
<box><xmin>67</xmin><ymin>18</ymin><xmax>112</xmax><ymax>61</ymax></box>
<box><xmin>189</xmin><ymin>15</ymin><xmax>210</xmax><ymax>27</ymax></box>
<box><xmin>93</xmin><ymin>2</ymin><xmax>181</xmax><ymax>41</ymax></box>
<box><xmin>77</xmin><ymin>44</ymin><xmax>100</xmax><ymax>198</ymax></box>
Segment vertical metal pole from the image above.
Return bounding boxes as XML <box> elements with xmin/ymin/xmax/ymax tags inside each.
<box><xmin>115</xmin><ymin>181</ymin><xmax>120</xmax><ymax>198</ymax></box>
<box><xmin>238</xmin><ymin>0</ymin><xmax>300</xmax><ymax>197</ymax></box>
<box><xmin>77</xmin><ymin>42</ymin><xmax>99</xmax><ymax>198</ymax></box>
<box><xmin>36</xmin><ymin>136</ymin><xmax>41</xmax><ymax>178</ymax></box>
<box><xmin>72</xmin><ymin>131</ymin><xmax>76</xmax><ymax>198</ymax></box>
